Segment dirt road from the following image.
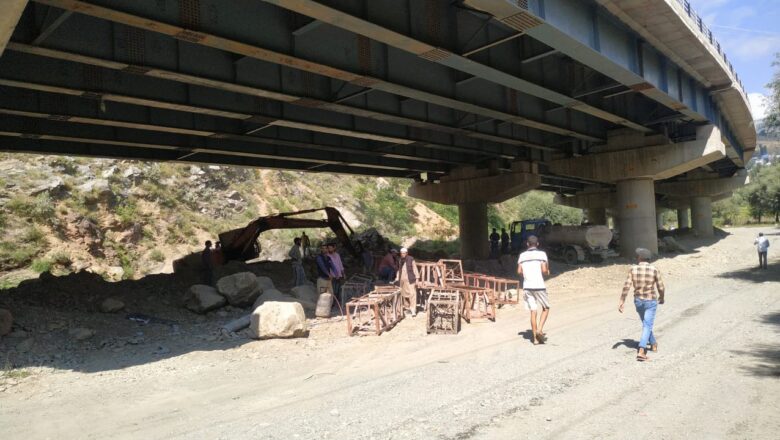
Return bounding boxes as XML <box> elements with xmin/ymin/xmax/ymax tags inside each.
<box><xmin>2</xmin><ymin>227</ymin><xmax>778</xmax><ymax>439</ymax></box>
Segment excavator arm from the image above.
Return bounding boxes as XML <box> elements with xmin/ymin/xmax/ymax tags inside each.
<box><xmin>217</xmin><ymin>207</ymin><xmax>358</xmax><ymax>263</ymax></box>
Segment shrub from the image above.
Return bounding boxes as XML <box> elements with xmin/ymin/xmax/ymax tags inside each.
<box><xmin>6</xmin><ymin>194</ymin><xmax>55</xmax><ymax>223</ymax></box>
<box><xmin>115</xmin><ymin>199</ymin><xmax>138</xmax><ymax>226</ymax></box>
<box><xmin>50</xmin><ymin>251</ymin><xmax>72</xmax><ymax>266</ymax></box>
<box><xmin>149</xmin><ymin>249</ymin><xmax>165</xmax><ymax>263</ymax></box>
<box><xmin>30</xmin><ymin>258</ymin><xmax>52</xmax><ymax>273</ymax></box>
<box><xmin>22</xmin><ymin>226</ymin><xmax>45</xmax><ymax>245</ymax></box>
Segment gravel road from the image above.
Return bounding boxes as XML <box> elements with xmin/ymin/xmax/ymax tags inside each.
<box><xmin>1</xmin><ymin>227</ymin><xmax>778</xmax><ymax>439</ymax></box>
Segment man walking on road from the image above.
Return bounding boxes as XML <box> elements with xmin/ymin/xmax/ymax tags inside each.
<box><xmin>754</xmin><ymin>232</ymin><xmax>770</xmax><ymax>269</ymax></box>
<box><xmin>489</xmin><ymin>228</ymin><xmax>500</xmax><ymax>258</ymax></box>
<box><xmin>517</xmin><ymin>235</ymin><xmax>550</xmax><ymax>345</ymax></box>
<box><xmin>619</xmin><ymin>248</ymin><xmax>665</xmax><ymax>362</ymax></box>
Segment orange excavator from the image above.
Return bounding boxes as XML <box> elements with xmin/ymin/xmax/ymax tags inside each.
<box><xmin>214</xmin><ymin>207</ymin><xmax>359</xmax><ymax>264</ymax></box>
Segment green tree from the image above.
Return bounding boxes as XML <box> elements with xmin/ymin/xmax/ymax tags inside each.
<box><xmin>764</xmin><ymin>53</ymin><xmax>780</xmax><ymax>135</ymax></box>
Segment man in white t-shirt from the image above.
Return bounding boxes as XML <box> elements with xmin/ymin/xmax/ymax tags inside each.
<box><xmin>517</xmin><ymin>235</ymin><xmax>550</xmax><ymax>345</ymax></box>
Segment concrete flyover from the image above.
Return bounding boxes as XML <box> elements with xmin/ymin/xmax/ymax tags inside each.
<box><xmin>0</xmin><ymin>0</ymin><xmax>755</xmax><ymax>259</ymax></box>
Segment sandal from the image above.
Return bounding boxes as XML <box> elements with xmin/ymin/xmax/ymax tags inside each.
<box><xmin>535</xmin><ymin>333</ymin><xmax>546</xmax><ymax>344</ymax></box>
<box><xmin>636</xmin><ymin>352</ymin><xmax>649</xmax><ymax>362</ymax></box>
<box><xmin>650</xmin><ymin>343</ymin><xmax>658</xmax><ymax>352</ymax></box>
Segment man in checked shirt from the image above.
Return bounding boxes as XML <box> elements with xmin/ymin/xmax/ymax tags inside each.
<box><xmin>618</xmin><ymin>248</ymin><xmax>665</xmax><ymax>362</ymax></box>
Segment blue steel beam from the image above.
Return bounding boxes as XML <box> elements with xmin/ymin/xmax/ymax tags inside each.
<box><xmin>464</xmin><ymin>0</ymin><xmax>747</xmax><ymax>163</ymax></box>
<box><xmin>261</xmin><ymin>0</ymin><xmax>652</xmax><ymax>133</ymax></box>
<box><xmin>29</xmin><ymin>0</ymin><xmax>604</xmax><ymax>143</ymax></box>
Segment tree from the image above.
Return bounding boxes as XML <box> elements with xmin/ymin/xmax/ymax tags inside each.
<box><xmin>765</xmin><ymin>53</ymin><xmax>780</xmax><ymax>135</ymax></box>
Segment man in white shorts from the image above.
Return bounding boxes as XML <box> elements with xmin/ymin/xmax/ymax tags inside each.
<box><xmin>517</xmin><ymin>235</ymin><xmax>550</xmax><ymax>345</ymax></box>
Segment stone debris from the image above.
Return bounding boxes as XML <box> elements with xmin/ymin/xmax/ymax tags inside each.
<box><xmin>185</xmin><ymin>285</ymin><xmax>227</xmax><ymax>314</ymax></box>
<box><xmin>0</xmin><ymin>308</ymin><xmax>12</xmax><ymax>336</ymax></box>
<box><xmin>250</xmin><ymin>302</ymin><xmax>308</xmax><ymax>339</ymax></box>
<box><xmin>99</xmin><ymin>298</ymin><xmax>126</xmax><ymax>313</ymax></box>
<box><xmin>68</xmin><ymin>327</ymin><xmax>95</xmax><ymax>341</ymax></box>
<box><xmin>216</xmin><ymin>272</ymin><xmax>262</xmax><ymax>307</ymax></box>
<box><xmin>255</xmin><ymin>276</ymin><xmax>276</xmax><ymax>292</ymax></box>
<box><xmin>221</xmin><ymin>315</ymin><xmax>251</xmax><ymax>333</ymax></box>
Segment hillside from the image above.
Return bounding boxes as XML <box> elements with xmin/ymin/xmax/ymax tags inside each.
<box><xmin>0</xmin><ymin>153</ymin><xmax>582</xmax><ymax>287</ymax></box>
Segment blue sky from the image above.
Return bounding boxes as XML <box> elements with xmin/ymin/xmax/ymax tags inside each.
<box><xmin>687</xmin><ymin>0</ymin><xmax>780</xmax><ymax>119</ymax></box>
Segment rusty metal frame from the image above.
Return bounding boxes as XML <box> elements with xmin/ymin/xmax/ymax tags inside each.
<box><xmin>426</xmin><ymin>289</ymin><xmax>461</xmax><ymax>335</ymax></box>
<box><xmin>345</xmin><ymin>287</ymin><xmax>403</xmax><ymax>336</ymax></box>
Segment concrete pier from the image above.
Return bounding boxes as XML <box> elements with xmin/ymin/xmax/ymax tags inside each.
<box><xmin>691</xmin><ymin>196</ymin><xmax>714</xmax><ymax>237</ymax></box>
<box><xmin>616</xmin><ymin>178</ymin><xmax>658</xmax><ymax>255</ymax></box>
<box><xmin>458</xmin><ymin>203</ymin><xmax>489</xmax><ymax>260</ymax></box>
<box><xmin>677</xmin><ymin>208</ymin><xmax>690</xmax><ymax>229</ymax></box>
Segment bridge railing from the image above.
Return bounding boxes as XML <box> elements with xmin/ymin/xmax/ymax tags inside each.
<box><xmin>674</xmin><ymin>0</ymin><xmax>745</xmax><ymax>95</ymax></box>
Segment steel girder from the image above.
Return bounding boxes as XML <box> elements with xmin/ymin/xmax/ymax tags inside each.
<box><xmin>261</xmin><ymin>0</ymin><xmax>651</xmax><ymax>133</ymax></box>
<box><xmin>4</xmin><ymin>42</ymin><xmax>540</xmax><ymax>158</ymax></box>
<box><xmin>26</xmin><ymin>0</ymin><xmax>607</xmax><ymax>144</ymax></box>
<box><xmin>463</xmin><ymin>0</ymin><xmax>749</xmax><ymax>164</ymax></box>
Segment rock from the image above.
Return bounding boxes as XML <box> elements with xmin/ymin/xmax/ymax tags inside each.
<box><xmin>99</xmin><ymin>297</ymin><xmax>125</xmax><ymax>313</ymax></box>
<box><xmin>252</xmin><ymin>288</ymin><xmax>305</xmax><ymax>309</ymax></box>
<box><xmin>217</xmin><ymin>272</ymin><xmax>262</xmax><ymax>307</ymax></box>
<box><xmin>250</xmin><ymin>302</ymin><xmax>308</xmax><ymax>339</ymax></box>
<box><xmin>0</xmin><ymin>308</ymin><xmax>12</xmax><ymax>336</ymax></box>
<box><xmin>255</xmin><ymin>276</ymin><xmax>275</xmax><ymax>291</ymax></box>
<box><xmin>101</xmin><ymin>166</ymin><xmax>117</xmax><ymax>178</ymax></box>
<box><xmin>213</xmin><ymin>260</ymin><xmax>253</xmax><ymax>280</ymax></box>
<box><xmin>78</xmin><ymin>178</ymin><xmax>112</xmax><ymax>199</ymax></box>
<box><xmin>69</xmin><ymin>327</ymin><xmax>95</xmax><ymax>341</ymax></box>
<box><xmin>105</xmin><ymin>266</ymin><xmax>124</xmax><ymax>281</ymax></box>
<box><xmin>29</xmin><ymin>177</ymin><xmax>64</xmax><ymax>196</ymax></box>
<box><xmin>16</xmin><ymin>338</ymin><xmax>34</xmax><ymax>353</ymax></box>
<box><xmin>185</xmin><ymin>285</ymin><xmax>226</xmax><ymax>314</ymax></box>
<box><xmin>226</xmin><ymin>190</ymin><xmax>242</xmax><ymax>200</ymax></box>
<box><xmin>290</xmin><ymin>284</ymin><xmax>319</xmax><ymax>308</ymax></box>
<box><xmin>221</xmin><ymin>315</ymin><xmax>251</xmax><ymax>333</ymax></box>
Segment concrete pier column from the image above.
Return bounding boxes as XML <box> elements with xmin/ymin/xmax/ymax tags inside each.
<box><xmin>691</xmin><ymin>196</ymin><xmax>713</xmax><ymax>237</ymax></box>
<box><xmin>458</xmin><ymin>202</ymin><xmax>489</xmax><ymax>260</ymax></box>
<box><xmin>677</xmin><ymin>208</ymin><xmax>690</xmax><ymax>229</ymax></box>
<box><xmin>656</xmin><ymin>210</ymin><xmax>665</xmax><ymax>230</ymax></box>
<box><xmin>586</xmin><ymin>207</ymin><xmax>607</xmax><ymax>225</ymax></box>
<box><xmin>616</xmin><ymin>178</ymin><xmax>657</xmax><ymax>255</ymax></box>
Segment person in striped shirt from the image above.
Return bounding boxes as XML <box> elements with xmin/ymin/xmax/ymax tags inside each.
<box><xmin>619</xmin><ymin>248</ymin><xmax>665</xmax><ymax>362</ymax></box>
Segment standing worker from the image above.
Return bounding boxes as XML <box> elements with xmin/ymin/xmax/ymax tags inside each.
<box><xmin>378</xmin><ymin>249</ymin><xmax>398</xmax><ymax>283</ymax></box>
<box><xmin>489</xmin><ymin>228</ymin><xmax>500</xmax><ymax>258</ymax></box>
<box><xmin>315</xmin><ymin>244</ymin><xmax>334</xmax><ymax>296</ymax></box>
<box><xmin>517</xmin><ymin>235</ymin><xmax>550</xmax><ymax>345</ymax></box>
<box><xmin>396</xmin><ymin>248</ymin><xmax>420</xmax><ymax>317</ymax></box>
<box><xmin>301</xmin><ymin>232</ymin><xmax>311</xmax><ymax>258</ymax></box>
<box><xmin>201</xmin><ymin>240</ymin><xmax>214</xmax><ymax>286</ymax></box>
<box><xmin>618</xmin><ymin>248</ymin><xmax>665</xmax><ymax>362</ymax></box>
<box><xmin>288</xmin><ymin>237</ymin><xmax>306</xmax><ymax>286</ymax></box>
<box><xmin>754</xmin><ymin>232</ymin><xmax>770</xmax><ymax>269</ymax></box>
<box><xmin>327</xmin><ymin>243</ymin><xmax>345</xmax><ymax>300</ymax></box>
<box><xmin>500</xmin><ymin>228</ymin><xmax>510</xmax><ymax>255</ymax></box>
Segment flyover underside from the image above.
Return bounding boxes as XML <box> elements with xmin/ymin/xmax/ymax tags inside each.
<box><xmin>0</xmin><ymin>0</ymin><xmax>746</xmax><ymax>181</ymax></box>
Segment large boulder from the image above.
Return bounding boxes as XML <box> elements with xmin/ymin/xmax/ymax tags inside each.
<box><xmin>250</xmin><ymin>302</ymin><xmax>308</xmax><ymax>339</ymax></box>
<box><xmin>252</xmin><ymin>289</ymin><xmax>317</xmax><ymax>312</ymax></box>
<box><xmin>185</xmin><ymin>285</ymin><xmax>226</xmax><ymax>313</ymax></box>
<box><xmin>255</xmin><ymin>276</ymin><xmax>275</xmax><ymax>291</ymax></box>
<box><xmin>0</xmin><ymin>308</ymin><xmax>12</xmax><ymax>336</ymax></box>
<box><xmin>217</xmin><ymin>272</ymin><xmax>262</xmax><ymax>307</ymax></box>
